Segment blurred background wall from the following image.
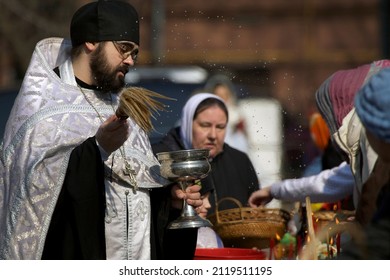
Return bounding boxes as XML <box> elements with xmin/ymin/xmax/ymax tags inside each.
<box><xmin>0</xmin><ymin>0</ymin><xmax>388</xmax><ymax>179</ymax></box>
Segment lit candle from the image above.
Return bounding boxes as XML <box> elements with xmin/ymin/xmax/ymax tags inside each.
<box><xmin>288</xmin><ymin>243</ymin><xmax>294</xmax><ymax>260</ymax></box>
<box><xmin>330</xmin><ymin>237</ymin><xmax>334</xmax><ymax>258</ymax></box>
<box><xmin>336</xmin><ymin>233</ymin><xmax>341</xmax><ymax>256</ymax></box>
<box><xmin>297</xmin><ymin>236</ymin><xmax>302</xmax><ymax>256</ymax></box>
<box><xmin>269</xmin><ymin>238</ymin><xmax>275</xmax><ymax>260</ymax></box>
<box><xmin>326</xmin><ymin>230</ymin><xmax>330</xmax><ymax>259</ymax></box>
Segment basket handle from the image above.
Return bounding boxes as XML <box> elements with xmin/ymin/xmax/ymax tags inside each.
<box><xmin>215</xmin><ymin>197</ymin><xmax>243</xmax><ymax>224</ymax></box>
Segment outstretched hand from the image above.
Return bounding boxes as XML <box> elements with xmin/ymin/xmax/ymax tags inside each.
<box><xmin>171</xmin><ymin>184</ymin><xmax>202</xmax><ymax>210</ymax></box>
<box><xmin>248</xmin><ymin>186</ymin><xmax>273</xmax><ymax>208</ymax></box>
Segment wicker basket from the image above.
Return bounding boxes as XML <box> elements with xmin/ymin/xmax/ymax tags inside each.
<box><xmin>207</xmin><ymin>197</ymin><xmax>291</xmax><ymax>249</ymax></box>
<box><xmin>313</xmin><ymin>210</ymin><xmax>355</xmax><ymax>232</ymax></box>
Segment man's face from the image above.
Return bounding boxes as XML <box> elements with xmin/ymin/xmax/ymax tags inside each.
<box><xmin>90</xmin><ymin>41</ymin><xmax>138</xmax><ymax>93</ymax></box>
<box><xmin>192</xmin><ymin>105</ymin><xmax>227</xmax><ymax>158</ymax></box>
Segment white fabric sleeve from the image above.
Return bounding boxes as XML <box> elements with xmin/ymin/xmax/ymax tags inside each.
<box><xmin>95</xmin><ymin>138</ymin><xmax>110</xmax><ymax>161</ymax></box>
<box><xmin>270</xmin><ymin>161</ymin><xmax>354</xmax><ymax>203</ymax></box>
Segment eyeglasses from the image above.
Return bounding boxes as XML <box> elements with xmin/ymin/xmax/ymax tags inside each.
<box><xmin>112</xmin><ymin>41</ymin><xmax>139</xmax><ymax>61</ymax></box>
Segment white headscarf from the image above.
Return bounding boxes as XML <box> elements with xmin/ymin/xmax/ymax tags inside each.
<box><xmin>179</xmin><ymin>93</ymin><xmax>225</xmax><ymax>149</ymax></box>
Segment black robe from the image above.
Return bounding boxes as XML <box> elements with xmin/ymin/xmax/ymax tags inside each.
<box><xmin>42</xmin><ymin>137</ymin><xmax>197</xmax><ymax>260</ymax></box>
<box><xmin>152</xmin><ymin>127</ymin><xmax>259</xmax><ymax>215</ymax></box>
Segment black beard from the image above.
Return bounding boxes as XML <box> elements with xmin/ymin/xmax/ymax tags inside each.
<box><xmin>89</xmin><ymin>44</ymin><xmax>126</xmax><ymax>93</ymax></box>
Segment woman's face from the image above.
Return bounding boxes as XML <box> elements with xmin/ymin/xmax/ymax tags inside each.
<box><xmin>192</xmin><ymin>105</ymin><xmax>227</xmax><ymax>158</ymax></box>
<box><xmin>198</xmin><ymin>192</ymin><xmax>212</xmax><ymax>219</ymax></box>
<box><xmin>214</xmin><ymin>84</ymin><xmax>232</xmax><ymax>104</ymax></box>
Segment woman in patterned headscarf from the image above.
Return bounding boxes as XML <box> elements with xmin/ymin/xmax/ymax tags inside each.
<box><xmin>249</xmin><ymin>60</ymin><xmax>390</xmax><ymax>225</ymax></box>
<box><xmin>316</xmin><ymin>60</ymin><xmax>390</xmax><ymax>224</ymax></box>
<box><xmin>354</xmin><ymin>67</ymin><xmax>390</xmax><ymax>221</ymax></box>
<box><xmin>338</xmin><ymin>66</ymin><xmax>390</xmax><ymax>260</ymax></box>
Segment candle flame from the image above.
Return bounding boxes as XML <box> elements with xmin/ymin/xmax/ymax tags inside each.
<box><xmin>275</xmin><ymin>233</ymin><xmax>281</xmax><ymax>240</ymax></box>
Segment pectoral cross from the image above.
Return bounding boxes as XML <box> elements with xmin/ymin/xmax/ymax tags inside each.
<box><xmin>124</xmin><ymin>161</ymin><xmax>138</xmax><ymax>190</ymax></box>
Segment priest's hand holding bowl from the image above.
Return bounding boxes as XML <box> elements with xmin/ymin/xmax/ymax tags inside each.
<box><xmin>171</xmin><ymin>183</ymin><xmax>202</xmax><ymax>210</ymax></box>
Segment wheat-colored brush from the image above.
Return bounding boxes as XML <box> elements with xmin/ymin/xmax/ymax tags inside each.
<box><xmin>116</xmin><ymin>86</ymin><xmax>175</xmax><ymax>133</ymax></box>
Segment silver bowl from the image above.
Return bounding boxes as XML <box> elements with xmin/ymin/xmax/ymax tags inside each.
<box><xmin>157</xmin><ymin>149</ymin><xmax>213</xmax><ymax>229</ymax></box>
<box><xmin>157</xmin><ymin>149</ymin><xmax>211</xmax><ymax>181</ymax></box>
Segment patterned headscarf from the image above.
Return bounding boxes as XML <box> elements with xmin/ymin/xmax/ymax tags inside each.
<box><xmin>316</xmin><ymin>60</ymin><xmax>390</xmax><ymax>135</ymax></box>
<box><xmin>355</xmin><ymin>67</ymin><xmax>390</xmax><ymax>143</ymax></box>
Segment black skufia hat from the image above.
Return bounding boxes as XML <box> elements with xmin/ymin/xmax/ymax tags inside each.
<box><xmin>70</xmin><ymin>0</ymin><xmax>139</xmax><ymax>47</ymax></box>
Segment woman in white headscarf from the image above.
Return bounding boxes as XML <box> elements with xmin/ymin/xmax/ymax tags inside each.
<box><xmin>152</xmin><ymin>93</ymin><xmax>259</xmax><ymax>216</ymax></box>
